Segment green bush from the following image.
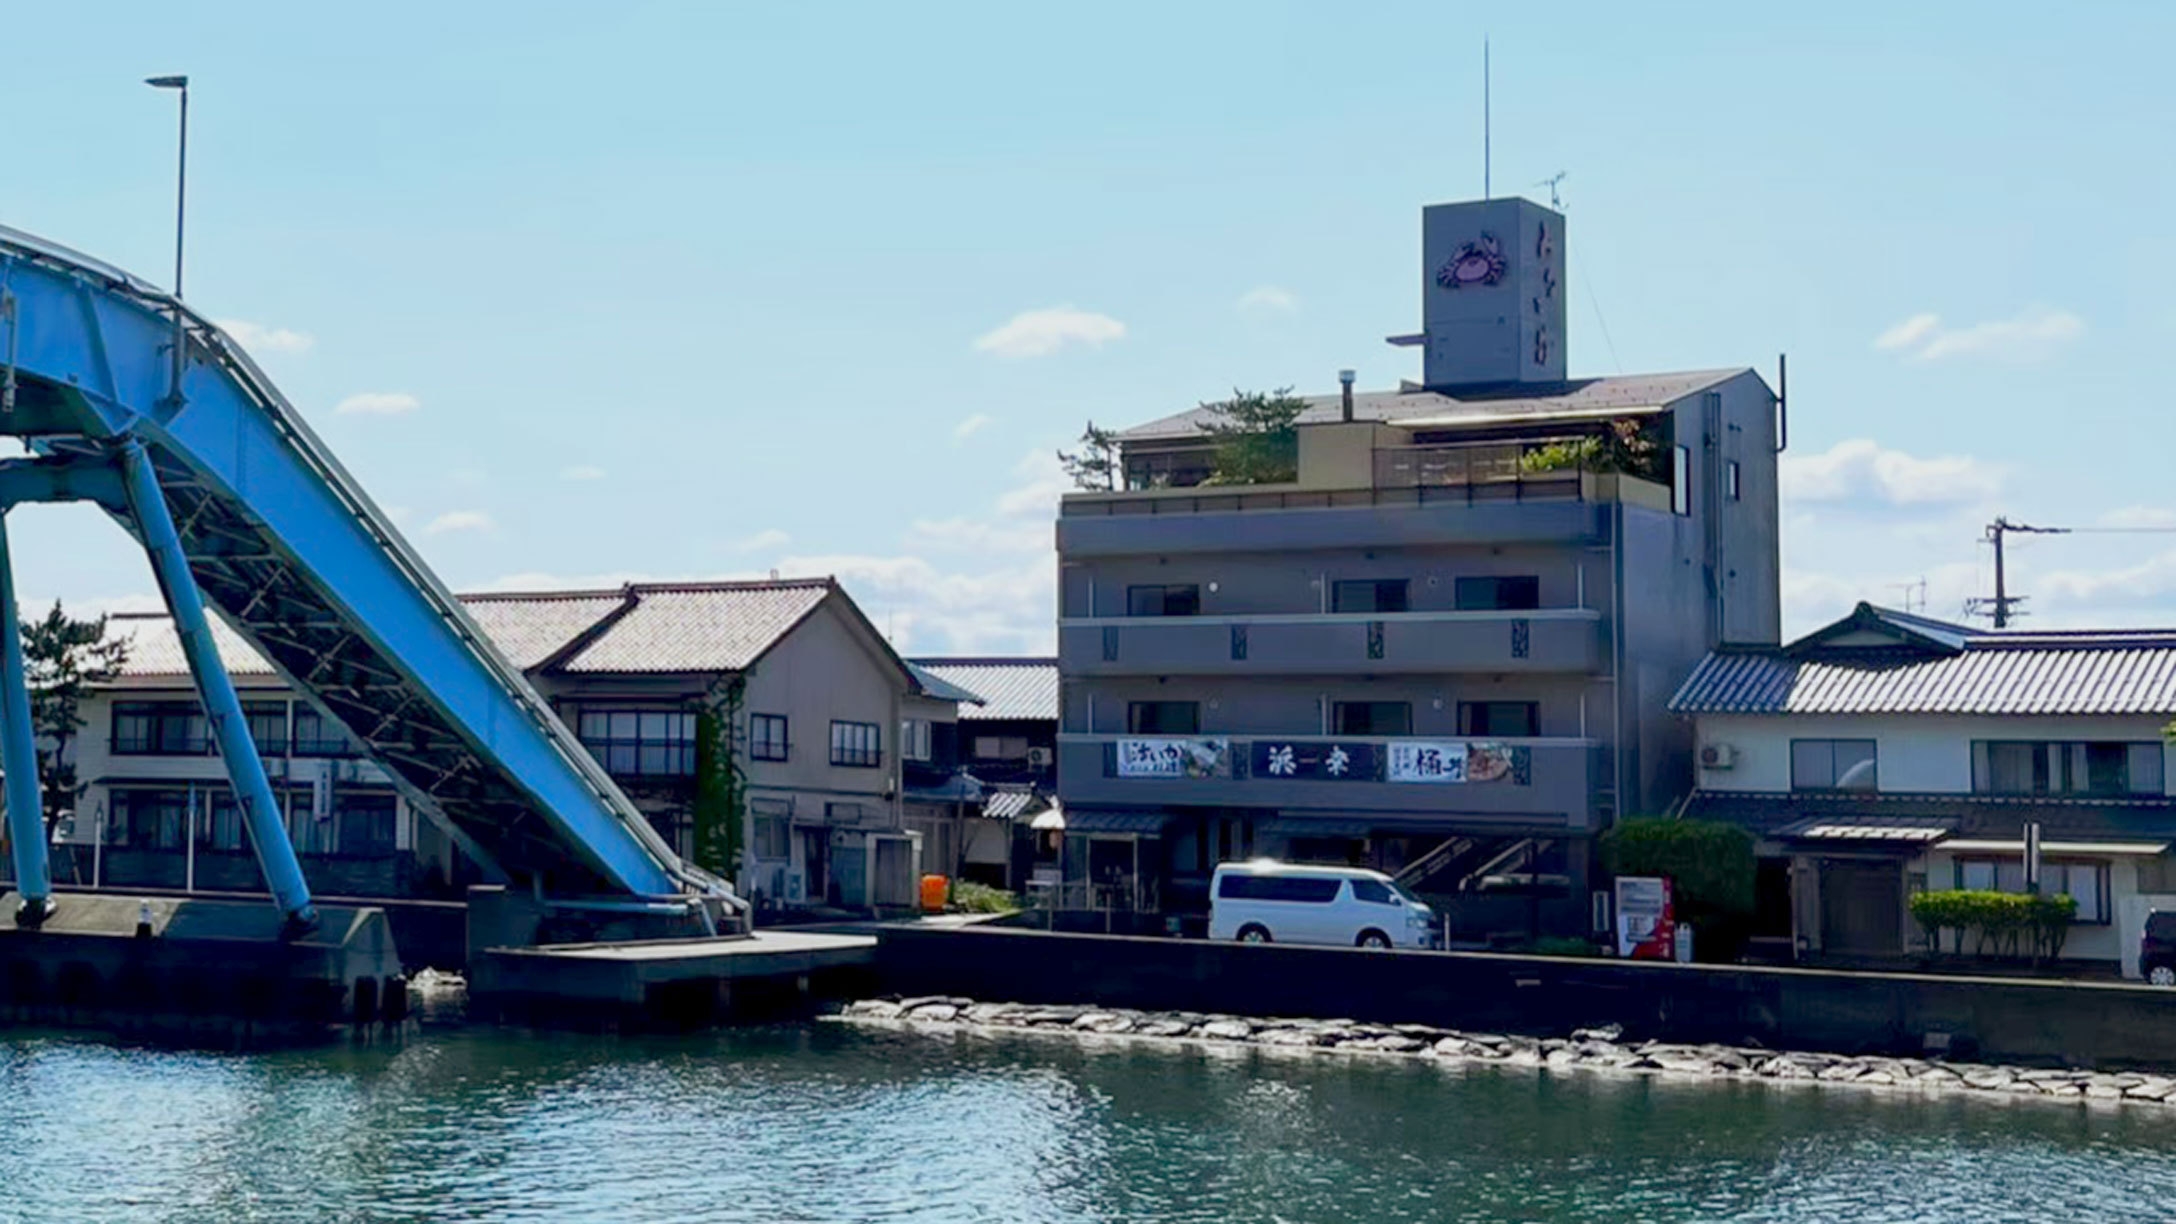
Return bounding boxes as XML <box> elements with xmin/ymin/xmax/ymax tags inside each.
<box><xmin>1599</xmin><ymin>818</ymin><xmax>1755</xmax><ymax>920</ymax></box>
<box><xmin>949</xmin><ymin>881</ymin><xmax>1020</xmax><ymax>915</ymax></box>
<box><xmin>1910</xmin><ymin>889</ymin><xmax>2075</xmax><ymax>962</ymax></box>
<box><xmin>1519</xmin><ymin>936</ymin><xmax>1606</xmax><ymax>959</ymax></box>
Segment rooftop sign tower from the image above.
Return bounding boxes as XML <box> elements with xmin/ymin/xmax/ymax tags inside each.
<box><xmin>1417</xmin><ymin>196</ymin><xmax>1568</xmax><ymax>390</ymax></box>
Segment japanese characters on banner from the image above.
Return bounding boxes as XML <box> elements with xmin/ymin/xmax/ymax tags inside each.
<box><xmin>1614</xmin><ymin>876</ymin><xmax>1675</xmax><ymax>960</ymax></box>
<box><xmin>1249</xmin><ymin>741</ymin><xmax>1382</xmax><ymax>782</ymax></box>
<box><xmin>1385</xmin><ymin>741</ymin><xmax>1521</xmax><ymax>784</ymax></box>
<box><xmin>1115</xmin><ymin>738</ymin><xmax>1231</xmax><ymax>779</ymax></box>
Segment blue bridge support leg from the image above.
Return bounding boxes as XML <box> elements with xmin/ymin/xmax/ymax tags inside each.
<box><xmin>118</xmin><ymin>439</ymin><xmax>317</xmax><ymax>930</ymax></box>
<box><xmin>0</xmin><ymin>509</ymin><xmax>54</xmax><ymax>924</ymax></box>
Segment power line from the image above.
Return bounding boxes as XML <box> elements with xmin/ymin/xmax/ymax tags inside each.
<box><xmin>1964</xmin><ymin>517</ymin><xmax>2176</xmax><ymax>628</ymax></box>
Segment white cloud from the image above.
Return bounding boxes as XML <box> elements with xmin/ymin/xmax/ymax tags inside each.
<box><xmin>1781</xmin><ymin>439</ymin><xmax>2006</xmax><ymax>508</ymax></box>
<box><xmin>423</xmin><ymin>510</ymin><xmax>493</xmax><ymax>536</ymax></box>
<box><xmin>335</xmin><ymin>391</ymin><xmax>421</xmax><ymax>417</ymax></box>
<box><xmin>2099</xmin><ymin>506</ymin><xmax>2176</xmax><ymax>530</ymax></box>
<box><xmin>216</xmin><ymin>319</ymin><xmax>315</xmax><ymax>355</ymax></box>
<box><xmin>730</xmin><ymin>529</ymin><xmax>791</xmax><ymax>553</ymax></box>
<box><xmin>972</xmin><ymin>306</ymin><xmax>1125</xmax><ymax>359</ymax></box>
<box><xmin>560</xmin><ymin>465</ymin><xmax>607</xmax><ymax>482</ymax></box>
<box><xmin>952</xmin><ymin>414</ymin><xmax>994</xmax><ymax>443</ymax></box>
<box><xmin>1872</xmin><ymin>307</ymin><xmax>2084</xmax><ymax>362</ymax></box>
<box><xmin>1237</xmin><ymin>285</ymin><xmax>1299</xmax><ymax>314</ymax></box>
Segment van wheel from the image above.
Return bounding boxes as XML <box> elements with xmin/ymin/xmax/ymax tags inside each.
<box><xmin>1238</xmin><ymin>925</ymin><xmax>1271</xmax><ymax>944</ymax></box>
<box><xmin>1357</xmin><ymin>930</ymin><xmax>1392</xmax><ymax>950</ymax></box>
<box><xmin>2151</xmin><ymin>965</ymin><xmax>2176</xmax><ymax>987</ymax></box>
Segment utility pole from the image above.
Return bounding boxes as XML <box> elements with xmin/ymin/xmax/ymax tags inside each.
<box><xmin>1968</xmin><ymin>517</ymin><xmax>2069</xmax><ymax>628</ymax></box>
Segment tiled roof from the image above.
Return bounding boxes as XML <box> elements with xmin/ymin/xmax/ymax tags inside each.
<box><xmin>554</xmin><ymin>580</ymin><xmax>833</xmax><ymax>674</ymax></box>
<box><xmin>1672</xmin><ymin>602</ymin><xmax>2176</xmax><ymax>716</ymax></box>
<box><xmin>1686</xmin><ymin>790</ymin><xmax>2176</xmax><ymax>842</ymax></box>
<box><xmin>459</xmin><ymin>591</ymin><xmax>632</xmax><ymax>669</ymax></box>
<box><xmin>108</xmin><ymin>613</ymin><xmax>275</xmax><ymax>679</ymax></box>
<box><xmin>107</xmin><ymin>579</ymin><xmax>844</xmax><ymax>682</ymax></box>
<box><xmin>904</xmin><ymin>661</ymin><xmax>985</xmax><ymax>706</ymax></box>
<box><xmin>908</xmin><ymin>657</ymin><xmax>1059</xmax><ymax>721</ymax></box>
<box><xmin>1115</xmin><ymin>368</ymin><xmax>1751</xmax><ymax>442</ymax></box>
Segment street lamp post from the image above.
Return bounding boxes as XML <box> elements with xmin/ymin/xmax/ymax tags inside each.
<box><xmin>145</xmin><ymin>75</ymin><xmax>189</xmax><ymax>406</ymax></box>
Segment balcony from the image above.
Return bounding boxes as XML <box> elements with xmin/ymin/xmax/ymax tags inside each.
<box><xmin>1056</xmin><ymin>733</ymin><xmax>1602</xmax><ymax>830</ymax></box>
<box><xmin>1060</xmin><ymin>608</ymin><xmax>1601</xmax><ymax>676</ymax></box>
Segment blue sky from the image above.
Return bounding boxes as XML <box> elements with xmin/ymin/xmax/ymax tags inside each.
<box><xmin>4</xmin><ymin>1</ymin><xmax>2174</xmax><ymax>650</ymax></box>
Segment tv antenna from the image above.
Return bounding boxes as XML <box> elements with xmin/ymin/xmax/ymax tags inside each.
<box><xmin>1535</xmin><ymin>172</ymin><xmax>1567</xmax><ymax>209</ymax></box>
<box><xmin>1890</xmin><ymin>577</ymin><xmax>1928</xmax><ymax>615</ymax></box>
<box><xmin>1482</xmin><ymin>39</ymin><xmax>1491</xmax><ymax>198</ymax></box>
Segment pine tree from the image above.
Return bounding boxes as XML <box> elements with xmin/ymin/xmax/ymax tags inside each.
<box><xmin>1057</xmin><ymin>421</ymin><xmax>1120</xmax><ymax>491</ymax></box>
<box><xmin>23</xmin><ymin>602</ymin><xmax>129</xmax><ymax>832</ymax></box>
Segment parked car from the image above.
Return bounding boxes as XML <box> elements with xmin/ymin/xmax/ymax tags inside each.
<box><xmin>2142</xmin><ymin>911</ymin><xmax>2176</xmax><ymax>986</ymax></box>
<box><xmin>1208</xmin><ymin>860</ymin><xmax>1440</xmax><ymax>950</ymax></box>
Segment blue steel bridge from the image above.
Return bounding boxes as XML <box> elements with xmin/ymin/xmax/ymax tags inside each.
<box><xmin>0</xmin><ymin>224</ymin><xmax>741</xmax><ymax>935</ymax></box>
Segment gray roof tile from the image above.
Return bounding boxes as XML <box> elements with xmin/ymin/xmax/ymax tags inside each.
<box><xmin>908</xmin><ymin>658</ymin><xmax>1058</xmax><ymax>721</ymax></box>
<box><xmin>556</xmin><ymin>581</ymin><xmax>833</xmax><ymax>674</ymax></box>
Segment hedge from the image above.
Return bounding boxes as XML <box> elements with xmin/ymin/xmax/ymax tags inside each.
<box><xmin>1598</xmin><ymin>817</ymin><xmax>1755</xmax><ymax>920</ymax></box>
<box><xmin>1909</xmin><ymin>889</ymin><xmax>2076</xmax><ymax>961</ymax></box>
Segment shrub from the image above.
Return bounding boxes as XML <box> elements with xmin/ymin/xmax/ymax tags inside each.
<box><xmin>1520</xmin><ymin>936</ymin><xmax>1606</xmax><ymax>959</ymax></box>
<box><xmin>1910</xmin><ymin>889</ymin><xmax>2076</xmax><ymax>962</ymax></box>
<box><xmin>1599</xmin><ymin>818</ymin><xmax>1755</xmax><ymax>921</ymax></box>
<box><xmin>949</xmin><ymin>881</ymin><xmax>1020</xmax><ymax>915</ymax></box>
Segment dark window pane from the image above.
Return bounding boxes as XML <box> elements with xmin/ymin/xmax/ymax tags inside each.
<box><xmin>1335</xmin><ymin>702</ymin><xmax>1412</xmax><ymax>736</ymax></box>
<box><xmin>1351</xmin><ymin>878</ymin><xmax>1394</xmax><ymax>905</ymax></box>
<box><xmin>1333</xmin><ymin>580</ymin><xmax>1409</xmax><ymax>614</ymax></box>
<box><xmin>1127</xmin><ymin>702</ymin><xmax>1200</xmax><ymax>735</ymax></box>
<box><xmin>1454</xmin><ymin>576</ymin><xmax>1541</xmax><ymax>611</ymax></box>
<box><xmin>1459</xmin><ymin>702</ymin><xmax>1538</xmax><ymax>738</ymax></box>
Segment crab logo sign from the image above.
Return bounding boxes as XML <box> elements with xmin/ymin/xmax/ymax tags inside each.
<box><xmin>1435</xmin><ymin>232</ymin><xmax>1507</xmax><ymax>290</ymax></box>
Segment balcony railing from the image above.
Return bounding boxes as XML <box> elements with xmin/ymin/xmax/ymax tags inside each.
<box><xmin>1371</xmin><ymin>444</ymin><xmax>1583</xmax><ymax>499</ymax></box>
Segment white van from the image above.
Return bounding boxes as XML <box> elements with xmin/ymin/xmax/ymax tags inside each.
<box><xmin>1208</xmin><ymin>860</ymin><xmax>1439</xmax><ymax>950</ymax></box>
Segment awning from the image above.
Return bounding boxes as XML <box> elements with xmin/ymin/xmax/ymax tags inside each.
<box><xmin>1065</xmin><ymin>809</ymin><xmax>1169</xmax><ymax>836</ymax></box>
<box><xmin>1941</xmin><ymin>838</ymin><xmax>2170</xmax><ymax>857</ymax></box>
<box><xmin>1772</xmin><ymin>815</ymin><xmax>1954</xmax><ymax>844</ymax></box>
<box><xmin>984</xmin><ymin>790</ymin><xmax>1040</xmax><ymax>821</ymax></box>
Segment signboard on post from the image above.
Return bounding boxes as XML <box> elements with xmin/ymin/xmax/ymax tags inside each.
<box><xmin>1614</xmin><ymin>875</ymin><xmax>1675</xmax><ymax>960</ymax></box>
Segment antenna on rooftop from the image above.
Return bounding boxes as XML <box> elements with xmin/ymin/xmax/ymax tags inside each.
<box><xmin>1482</xmin><ymin>39</ymin><xmax>1492</xmax><ymax>199</ymax></box>
<box><xmin>1965</xmin><ymin>515</ymin><xmax>2176</xmax><ymax>628</ymax></box>
<box><xmin>1535</xmin><ymin>172</ymin><xmax>1567</xmax><ymax>209</ymax></box>
<box><xmin>1890</xmin><ymin>578</ymin><xmax>1928</xmax><ymax>615</ymax></box>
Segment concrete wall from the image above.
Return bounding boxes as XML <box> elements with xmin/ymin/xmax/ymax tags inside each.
<box><xmin>875</xmin><ymin>925</ymin><xmax>2176</xmax><ymax>1068</ymax></box>
<box><xmin>1694</xmin><ymin>712</ymin><xmax>2176</xmax><ymax>796</ymax></box>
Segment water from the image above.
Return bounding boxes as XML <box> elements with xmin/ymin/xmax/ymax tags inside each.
<box><xmin>4</xmin><ymin>1020</ymin><xmax>2176</xmax><ymax>1223</ymax></box>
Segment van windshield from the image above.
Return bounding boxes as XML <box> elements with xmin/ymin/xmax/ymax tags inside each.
<box><xmin>1390</xmin><ymin>880</ymin><xmax>1427</xmax><ymax>908</ymax></box>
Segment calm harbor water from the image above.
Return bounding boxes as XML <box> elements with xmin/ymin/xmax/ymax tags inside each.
<box><xmin>4</xmin><ymin>1019</ymin><xmax>2176</xmax><ymax>1223</ymax></box>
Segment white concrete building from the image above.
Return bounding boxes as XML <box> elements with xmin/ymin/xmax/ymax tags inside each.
<box><xmin>1673</xmin><ymin>604</ymin><xmax>2176</xmax><ymax>974</ymax></box>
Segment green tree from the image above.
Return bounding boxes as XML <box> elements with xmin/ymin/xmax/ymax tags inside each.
<box><xmin>1518</xmin><ymin>417</ymin><xmax>1664</xmax><ymax>479</ymax></box>
<box><xmin>23</xmin><ymin>602</ymin><xmax>128</xmax><ymax>832</ymax></box>
<box><xmin>1057</xmin><ymin>421</ymin><xmax>1121</xmax><ymax>491</ymax></box>
<box><xmin>1599</xmin><ymin>816</ymin><xmax>1756</xmax><ymax>958</ymax></box>
<box><xmin>689</xmin><ymin>679</ymin><xmax>748</xmax><ymax>880</ymax></box>
<box><xmin>1199</xmin><ymin>387</ymin><xmax>1307</xmax><ymax>485</ymax></box>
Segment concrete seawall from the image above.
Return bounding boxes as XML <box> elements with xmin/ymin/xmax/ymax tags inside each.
<box><xmin>873</xmin><ymin>926</ymin><xmax>2176</xmax><ymax>1070</ymax></box>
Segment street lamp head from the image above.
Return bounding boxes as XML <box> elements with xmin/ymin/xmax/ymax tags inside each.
<box><xmin>145</xmin><ymin>75</ymin><xmax>189</xmax><ymax>90</ymax></box>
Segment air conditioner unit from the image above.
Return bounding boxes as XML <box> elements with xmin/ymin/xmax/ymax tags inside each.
<box><xmin>1699</xmin><ymin>743</ymin><xmax>1738</xmax><ymax>770</ymax></box>
<box><xmin>1026</xmin><ymin>747</ymin><xmax>1054</xmax><ymax>767</ymax></box>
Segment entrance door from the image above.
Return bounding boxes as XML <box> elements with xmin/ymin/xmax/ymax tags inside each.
<box><xmin>799</xmin><ymin>826</ymin><xmax>828</xmax><ymax>906</ymax></box>
<box><xmin>1819</xmin><ymin>859</ymin><xmax>1904</xmax><ymax>956</ymax></box>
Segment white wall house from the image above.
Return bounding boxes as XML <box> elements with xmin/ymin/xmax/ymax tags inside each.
<box><xmin>1672</xmin><ymin>603</ymin><xmax>2176</xmax><ymax>975</ymax></box>
<box><xmin>60</xmin><ymin>579</ymin><xmax>978</xmax><ymax>916</ymax></box>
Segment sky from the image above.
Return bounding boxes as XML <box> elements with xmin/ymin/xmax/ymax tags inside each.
<box><xmin>3</xmin><ymin>1</ymin><xmax>2175</xmax><ymax>652</ymax></box>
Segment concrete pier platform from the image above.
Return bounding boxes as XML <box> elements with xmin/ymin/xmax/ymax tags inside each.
<box><xmin>471</xmin><ymin>930</ymin><xmax>877</xmax><ymax>1027</ymax></box>
<box><xmin>0</xmin><ymin>891</ymin><xmax>404</xmax><ymax>1041</ymax></box>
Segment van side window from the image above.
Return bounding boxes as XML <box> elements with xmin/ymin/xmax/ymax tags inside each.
<box><xmin>1218</xmin><ymin>875</ymin><xmax>1341</xmax><ymax>902</ymax></box>
<box><xmin>1350</xmin><ymin>878</ymin><xmax>1395</xmax><ymax>905</ymax></box>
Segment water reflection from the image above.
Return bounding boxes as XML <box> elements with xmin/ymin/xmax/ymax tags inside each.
<box><xmin>4</xmin><ymin>1022</ymin><xmax>2175</xmax><ymax>1222</ymax></box>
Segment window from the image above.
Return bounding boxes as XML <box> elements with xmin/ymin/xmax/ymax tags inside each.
<box><xmin>973</xmin><ymin>735</ymin><xmax>1031</xmax><ymax>760</ymax></box>
<box><xmin>1334</xmin><ymin>701</ymin><xmax>1412</xmax><ymax>736</ymax></box>
<box><xmin>750</xmin><ymin>714</ymin><xmax>790</xmax><ymax>762</ymax></box>
<box><xmin>113</xmin><ymin>789</ymin><xmax>186</xmax><ymax>849</ymax></box>
<box><xmin>292</xmin><ymin>705</ymin><xmax>361</xmax><ymax>757</ymax></box>
<box><xmin>752</xmin><ymin>808</ymin><xmax>792</xmax><ymax>860</ymax></box>
<box><xmin>1726</xmin><ymin>460</ymin><xmax>1742</xmax><ymax>501</ymax></box>
<box><xmin>1217</xmin><ymin>873</ymin><xmax>1342</xmax><ymax>902</ymax></box>
<box><xmin>199</xmin><ymin>791</ymin><xmax>245</xmax><ymax>851</ymax></box>
<box><xmin>1333</xmin><ymin>579</ymin><xmax>1409</xmax><ymax>614</ymax></box>
<box><xmin>1454</xmin><ymin>576</ymin><xmax>1540</xmax><ymax>611</ymax></box>
<box><xmin>577</xmin><ymin>710</ymin><xmax>697</xmax><ymax>776</ymax></box>
<box><xmin>901</xmin><ymin>718</ymin><xmax>933</xmax><ymax>763</ymax></box>
<box><xmin>1791</xmin><ymin>739</ymin><xmax>1878</xmax><ymax>791</ymax></box>
<box><xmin>1458</xmin><ymin>701</ymin><xmax>1538</xmax><ymax>738</ymax></box>
<box><xmin>336</xmin><ymin>795</ymin><xmax>398</xmax><ymax>857</ymax></box>
<box><xmin>1671</xmin><ymin>445</ymin><xmax>1691</xmax><ymax>515</ymax></box>
<box><xmin>1972</xmin><ymin>741</ymin><xmax>2165</xmax><ymax>797</ymax></box>
<box><xmin>111</xmin><ymin>701</ymin><xmax>207</xmax><ymax>756</ymax></box>
<box><xmin>1124</xmin><ymin>449</ymin><xmax>1215</xmax><ymax>490</ymax></box>
<box><xmin>1126</xmin><ymin>701</ymin><xmax>1200</xmax><ymax>735</ymax></box>
<box><xmin>1351</xmin><ymin>877</ymin><xmax>1398</xmax><ymax>905</ymax></box>
<box><xmin>830</xmin><ymin>720</ymin><xmax>882</xmax><ymax>768</ymax></box>
<box><xmin>1127</xmin><ymin>584</ymin><xmax>1201</xmax><ymax>617</ymax></box>
<box><xmin>245</xmin><ymin>702</ymin><xmax>288</xmax><ymax>756</ymax></box>
<box><xmin>1956</xmin><ymin>859</ymin><xmax>2111</xmax><ymax>924</ymax></box>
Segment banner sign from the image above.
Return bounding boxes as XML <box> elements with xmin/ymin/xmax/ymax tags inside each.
<box><xmin>1115</xmin><ymin>738</ymin><xmax>1230</xmax><ymax>779</ymax></box>
<box><xmin>1249</xmin><ymin>740</ymin><xmax>1383</xmax><ymax>782</ymax></box>
<box><xmin>1384</xmin><ymin>741</ymin><xmax>1525</xmax><ymax>784</ymax></box>
<box><xmin>1614</xmin><ymin>875</ymin><xmax>1675</xmax><ymax>960</ymax></box>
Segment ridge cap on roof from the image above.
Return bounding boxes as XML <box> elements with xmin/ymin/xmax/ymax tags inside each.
<box><xmin>625</xmin><ymin>577</ymin><xmax>835</xmax><ymax>595</ymax></box>
<box><xmin>458</xmin><ymin>587</ymin><xmax>632</xmax><ymax>603</ymax></box>
<box><xmin>908</xmin><ymin>655</ymin><xmax>1060</xmax><ymax>667</ymax></box>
